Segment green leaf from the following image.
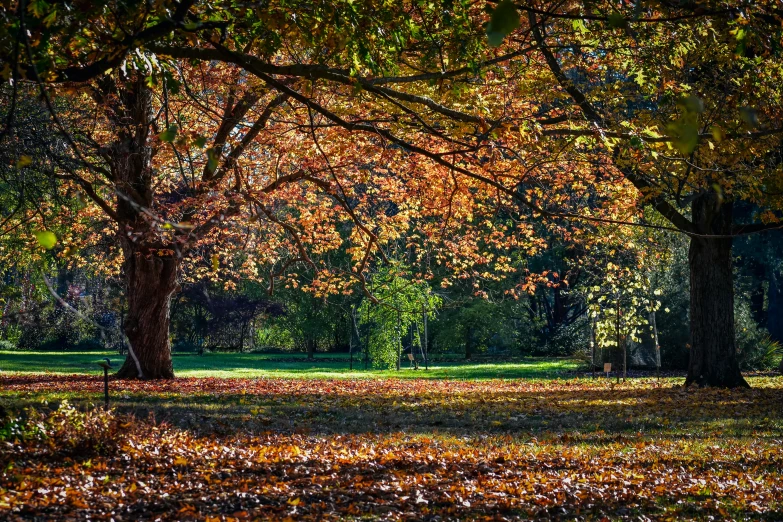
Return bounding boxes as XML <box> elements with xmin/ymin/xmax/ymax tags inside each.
<box><xmin>608</xmin><ymin>12</ymin><xmax>626</xmax><ymax>29</ymax></box>
<box><xmin>34</xmin><ymin>230</ymin><xmax>57</xmax><ymax>249</ymax></box>
<box><xmin>42</xmin><ymin>9</ymin><xmax>57</xmax><ymax>27</ymax></box>
<box><xmin>710</xmin><ymin>125</ymin><xmax>725</xmax><ymax>142</ymax></box>
<box><xmin>27</xmin><ymin>0</ymin><xmax>49</xmax><ymax>18</ymax></box>
<box><xmin>486</xmin><ymin>0</ymin><xmax>520</xmax><ymax>47</ymax></box>
<box><xmin>667</xmin><ymin>121</ymin><xmax>699</xmax><ymax>155</ymax></box>
<box><xmin>206</xmin><ymin>148</ymin><xmax>219</xmax><ymax>172</ymax></box>
<box><xmin>158</xmin><ymin>125</ymin><xmax>178</xmax><ymax>143</ymax></box>
<box><xmin>193</xmin><ymin>136</ymin><xmax>208</xmax><ymax>148</ymax></box>
<box><xmin>679</xmin><ymin>95</ymin><xmax>704</xmax><ymax>114</ymax></box>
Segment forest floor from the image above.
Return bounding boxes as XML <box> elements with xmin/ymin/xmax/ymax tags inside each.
<box><xmin>1</xmin><ymin>359</ymin><xmax>782</xmax><ymax>520</ymax></box>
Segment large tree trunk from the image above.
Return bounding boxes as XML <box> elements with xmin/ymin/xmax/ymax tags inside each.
<box><xmin>686</xmin><ymin>196</ymin><xmax>748</xmax><ymax>388</ymax></box>
<box><xmin>116</xmin><ymin>245</ymin><xmax>179</xmax><ymax>379</ymax></box>
<box><xmin>94</xmin><ymin>76</ymin><xmax>181</xmax><ymax>380</ymax></box>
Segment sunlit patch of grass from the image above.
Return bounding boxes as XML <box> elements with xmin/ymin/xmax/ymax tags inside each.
<box><xmin>0</xmin><ymin>350</ymin><xmax>578</xmax><ymax>379</ymax></box>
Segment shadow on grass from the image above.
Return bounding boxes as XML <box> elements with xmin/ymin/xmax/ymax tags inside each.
<box><xmin>3</xmin><ymin>374</ymin><xmax>781</xmax><ymax>440</ymax></box>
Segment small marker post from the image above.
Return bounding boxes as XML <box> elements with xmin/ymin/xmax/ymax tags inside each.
<box><xmin>97</xmin><ymin>358</ymin><xmax>114</xmax><ymax>409</ymax></box>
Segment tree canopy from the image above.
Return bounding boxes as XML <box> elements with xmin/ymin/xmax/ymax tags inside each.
<box><xmin>1</xmin><ymin>0</ymin><xmax>782</xmax><ymax>385</ymax></box>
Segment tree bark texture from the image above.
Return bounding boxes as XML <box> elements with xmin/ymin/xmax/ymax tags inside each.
<box><xmin>100</xmin><ymin>77</ymin><xmax>179</xmax><ymax>380</ymax></box>
<box><xmin>115</xmin><ymin>246</ymin><xmax>178</xmax><ymax>379</ymax></box>
<box><xmin>686</xmin><ymin>196</ymin><xmax>748</xmax><ymax>388</ymax></box>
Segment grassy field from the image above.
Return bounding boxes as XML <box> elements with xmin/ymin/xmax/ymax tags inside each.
<box><xmin>0</xmin><ymin>350</ymin><xmax>578</xmax><ymax>379</ymax></box>
<box><xmin>1</xmin><ymin>353</ymin><xmax>781</xmax><ymax>520</ymax></box>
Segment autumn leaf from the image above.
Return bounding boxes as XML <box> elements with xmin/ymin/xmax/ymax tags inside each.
<box><xmin>33</xmin><ymin>230</ymin><xmax>57</xmax><ymax>249</ymax></box>
<box><xmin>16</xmin><ymin>155</ymin><xmax>32</xmax><ymax>168</ymax></box>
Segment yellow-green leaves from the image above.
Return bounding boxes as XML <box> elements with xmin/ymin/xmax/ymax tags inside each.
<box><xmin>16</xmin><ymin>156</ymin><xmax>32</xmax><ymax>169</ymax></box>
<box><xmin>667</xmin><ymin>95</ymin><xmax>703</xmax><ymax>155</ymax></box>
<box><xmin>486</xmin><ymin>0</ymin><xmax>520</xmax><ymax>47</ymax></box>
<box><xmin>158</xmin><ymin>125</ymin><xmax>178</xmax><ymax>143</ymax></box>
<box><xmin>33</xmin><ymin>230</ymin><xmax>57</xmax><ymax>249</ymax></box>
<box><xmin>206</xmin><ymin>148</ymin><xmax>219</xmax><ymax>173</ymax></box>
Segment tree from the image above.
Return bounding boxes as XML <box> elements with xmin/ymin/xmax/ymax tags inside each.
<box><xmin>4</xmin><ymin>1</ymin><xmax>782</xmax><ymax>385</ymax></box>
<box><xmin>511</xmin><ymin>4</ymin><xmax>783</xmax><ymax>386</ymax></box>
<box><xmin>358</xmin><ymin>262</ymin><xmax>440</xmax><ymax>370</ymax></box>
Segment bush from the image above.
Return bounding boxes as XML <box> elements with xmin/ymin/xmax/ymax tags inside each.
<box><xmin>0</xmin><ymin>339</ymin><xmax>16</xmax><ymax>351</ymax></box>
<box><xmin>0</xmin><ymin>401</ymin><xmax>125</xmax><ymax>458</ymax></box>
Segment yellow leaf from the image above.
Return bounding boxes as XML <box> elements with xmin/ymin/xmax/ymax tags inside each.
<box><xmin>34</xmin><ymin>230</ymin><xmax>57</xmax><ymax>249</ymax></box>
<box><xmin>174</xmin><ymin>456</ymin><xmax>188</xmax><ymax>466</ymax></box>
<box><xmin>16</xmin><ymin>155</ymin><xmax>32</xmax><ymax>168</ymax></box>
<box><xmin>287</xmin><ymin>497</ymin><xmax>301</xmax><ymax>506</ymax></box>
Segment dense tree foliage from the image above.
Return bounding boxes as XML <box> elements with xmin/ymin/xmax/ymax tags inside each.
<box><xmin>1</xmin><ymin>1</ymin><xmax>782</xmax><ymax>385</ymax></box>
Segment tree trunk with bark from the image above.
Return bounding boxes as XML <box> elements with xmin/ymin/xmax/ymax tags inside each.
<box><xmin>115</xmin><ymin>243</ymin><xmax>179</xmax><ymax>379</ymax></box>
<box><xmin>465</xmin><ymin>327</ymin><xmax>474</xmax><ymax>360</ymax></box>
<box><xmin>305</xmin><ymin>338</ymin><xmax>316</xmax><ymax>360</ymax></box>
<box><xmin>686</xmin><ymin>195</ymin><xmax>748</xmax><ymax>388</ymax></box>
<box><xmin>98</xmin><ymin>77</ymin><xmax>181</xmax><ymax>380</ymax></box>
<box><xmin>768</xmin><ymin>269</ymin><xmax>783</xmax><ymax>344</ymax></box>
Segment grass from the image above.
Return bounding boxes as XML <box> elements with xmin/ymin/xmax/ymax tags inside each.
<box><xmin>0</xmin><ymin>350</ymin><xmax>579</xmax><ymax>379</ymax></box>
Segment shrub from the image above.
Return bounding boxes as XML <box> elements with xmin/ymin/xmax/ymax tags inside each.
<box><xmin>0</xmin><ymin>401</ymin><xmax>126</xmax><ymax>459</ymax></box>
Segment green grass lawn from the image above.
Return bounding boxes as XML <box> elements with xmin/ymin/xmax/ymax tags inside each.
<box><xmin>0</xmin><ymin>350</ymin><xmax>579</xmax><ymax>379</ymax></box>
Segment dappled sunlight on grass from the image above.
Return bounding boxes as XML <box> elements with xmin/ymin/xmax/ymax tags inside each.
<box><xmin>0</xmin><ymin>350</ymin><xmax>578</xmax><ymax>379</ymax></box>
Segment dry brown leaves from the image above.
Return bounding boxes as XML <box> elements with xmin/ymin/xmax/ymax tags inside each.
<box><xmin>1</xmin><ymin>375</ymin><xmax>782</xmax><ymax>520</ymax></box>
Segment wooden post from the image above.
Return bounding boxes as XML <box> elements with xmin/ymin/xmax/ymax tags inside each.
<box><xmin>103</xmin><ymin>367</ymin><xmax>110</xmax><ymax>410</ymax></box>
<box><xmin>423</xmin><ymin>303</ymin><xmax>429</xmax><ymax>371</ymax></box>
<box><xmin>363</xmin><ymin>302</ymin><xmax>370</xmax><ymax>370</ymax></box>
